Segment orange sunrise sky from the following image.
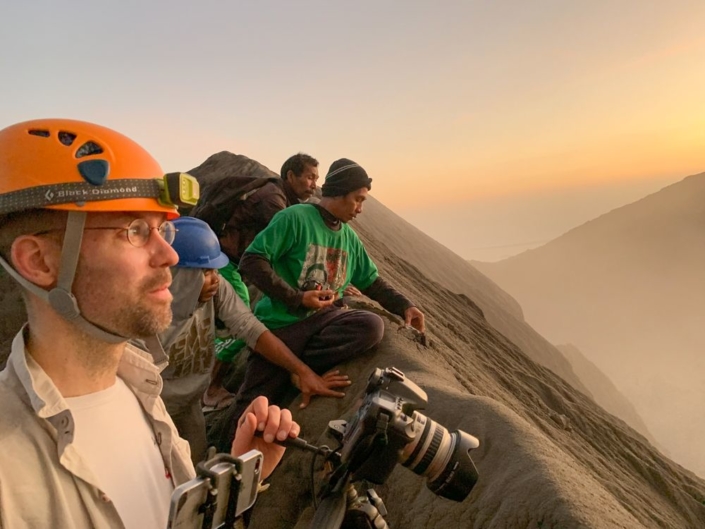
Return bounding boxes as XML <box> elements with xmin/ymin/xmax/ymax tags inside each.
<box><xmin>2</xmin><ymin>1</ymin><xmax>704</xmax><ymax>260</ymax></box>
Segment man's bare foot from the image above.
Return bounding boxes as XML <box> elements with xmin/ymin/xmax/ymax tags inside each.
<box><xmin>202</xmin><ymin>386</ymin><xmax>236</xmax><ymax>411</ymax></box>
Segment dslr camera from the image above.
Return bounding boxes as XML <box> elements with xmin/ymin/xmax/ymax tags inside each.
<box><xmin>327</xmin><ymin>366</ymin><xmax>480</xmax><ymax>501</ymax></box>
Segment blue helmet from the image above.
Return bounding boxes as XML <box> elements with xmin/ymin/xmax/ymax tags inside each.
<box><xmin>171</xmin><ymin>217</ymin><xmax>230</xmax><ymax>269</ymax></box>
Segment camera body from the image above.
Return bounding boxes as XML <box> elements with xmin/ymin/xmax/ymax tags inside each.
<box><xmin>167</xmin><ymin>450</ymin><xmax>263</xmax><ymax>529</ymax></box>
<box><xmin>336</xmin><ymin>367</ymin><xmax>428</xmax><ymax>484</ymax></box>
<box><xmin>331</xmin><ymin>367</ymin><xmax>480</xmax><ymax>501</ymax></box>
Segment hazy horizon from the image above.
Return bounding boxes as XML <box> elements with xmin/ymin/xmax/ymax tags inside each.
<box><xmin>2</xmin><ymin>1</ymin><xmax>705</xmax><ymax>265</ymax></box>
<box><xmin>399</xmin><ymin>171</ymin><xmax>686</xmax><ymax>262</ymax></box>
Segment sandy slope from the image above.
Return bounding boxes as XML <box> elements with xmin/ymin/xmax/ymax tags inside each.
<box><xmin>247</xmin><ymin>275</ymin><xmax>705</xmax><ymax>528</ymax></box>
<box><xmin>352</xmin><ymin>198</ymin><xmax>595</xmax><ymax>401</ymax></box>
<box><xmin>239</xmin><ymin>191</ymin><xmax>705</xmax><ymax>527</ymax></box>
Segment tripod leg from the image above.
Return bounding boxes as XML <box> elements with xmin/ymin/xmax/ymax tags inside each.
<box><xmin>341</xmin><ymin>503</ymin><xmax>389</xmax><ymax>529</ymax></box>
<box><xmin>310</xmin><ymin>490</ymin><xmax>346</xmax><ymax>529</ymax></box>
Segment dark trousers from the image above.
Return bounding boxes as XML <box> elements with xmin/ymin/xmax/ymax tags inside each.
<box><xmin>212</xmin><ymin>307</ymin><xmax>384</xmax><ymax>452</ymax></box>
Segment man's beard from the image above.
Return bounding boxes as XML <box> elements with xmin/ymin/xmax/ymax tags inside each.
<box><xmin>75</xmin><ymin>269</ymin><xmax>174</xmax><ymax>340</ymax></box>
<box><xmin>112</xmin><ymin>272</ymin><xmax>173</xmax><ymax>338</ymax></box>
<box><xmin>112</xmin><ymin>297</ymin><xmax>172</xmax><ymax>339</ymax></box>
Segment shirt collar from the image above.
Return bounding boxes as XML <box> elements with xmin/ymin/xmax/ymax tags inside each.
<box><xmin>281</xmin><ymin>179</ymin><xmax>301</xmax><ymax>206</ymax></box>
<box><xmin>8</xmin><ymin>325</ymin><xmax>163</xmax><ymax>420</ymax></box>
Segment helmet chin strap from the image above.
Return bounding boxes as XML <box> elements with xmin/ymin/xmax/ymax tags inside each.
<box><xmin>0</xmin><ymin>211</ymin><xmax>168</xmax><ymax>367</ymax></box>
<box><xmin>47</xmin><ymin>211</ymin><xmax>126</xmax><ymax>344</ymax></box>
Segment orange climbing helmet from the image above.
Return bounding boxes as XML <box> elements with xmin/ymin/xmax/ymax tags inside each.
<box><xmin>0</xmin><ymin>118</ymin><xmax>198</xmax><ymax>218</ymax></box>
<box><xmin>0</xmin><ymin>118</ymin><xmax>199</xmax><ymax>347</ymax></box>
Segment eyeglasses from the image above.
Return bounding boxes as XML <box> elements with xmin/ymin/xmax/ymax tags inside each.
<box><xmin>34</xmin><ymin>219</ymin><xmax>177</xmax><ymax>248</ymax></box>
<box><xmin>90</xmin><ymin>219</ymin><xmax>177</xmax><ymax>247</ymax></box>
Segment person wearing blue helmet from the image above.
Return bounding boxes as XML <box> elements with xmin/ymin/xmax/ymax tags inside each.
<box><xmin>159</xmin><ymin>217</ymin><xmax>343</xmax><ymax>463</ymax></box>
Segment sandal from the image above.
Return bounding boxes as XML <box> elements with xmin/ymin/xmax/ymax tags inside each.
<box><xmin>202</xmin><ymin>389</ymin><xmax>235</xmax><ymax>414</ymax></box>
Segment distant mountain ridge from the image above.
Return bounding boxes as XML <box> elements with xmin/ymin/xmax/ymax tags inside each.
<box><xmin>475</xmin><ymin>171</ymin><xmax>705</xmax><ymax>477</ymax></box>
<box><xmin>556</xmin><ymin>343</ymin><xmax>658</xmax><ymax>448</ymax></box>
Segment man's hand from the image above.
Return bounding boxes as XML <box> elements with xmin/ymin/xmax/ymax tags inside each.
<box><xmin>292</xmin><ymin>368</ymin><xmax>351</xmax><ymax>409</ymax></box>
<box><xmin>301</xmin><ymin>289</ymin><xmax>337</xmax><ymax>310</ymax></box>
<box><xmin>232</xmin><ymin>396</ymin><xmax>301</xmax><ymax>480</ymax></box>
<box><xmin>343</xmin><ymin>284</ymin><xmax>362</xmax><ymax>297</ymax></box>
<box><xmin>404</xmin><ymin>306</ymin><xmax>426</xmax><ymax>333</ymax></box>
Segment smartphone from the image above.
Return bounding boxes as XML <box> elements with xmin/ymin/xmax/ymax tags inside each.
<box><xmin>167</xmin><ymin>450</ymin><xmax>263</xmax><ymax>529</ymax></box>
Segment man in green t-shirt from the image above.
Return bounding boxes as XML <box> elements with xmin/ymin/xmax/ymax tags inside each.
<box><xmin>214</xmin><ymin>158</ymin><xmax>425</xmax><ymax>452</ymax></box>
<box><xmin>201</xmin><ymin>153</ymin><xmax>320</xmax><ymax>410</ymax></box>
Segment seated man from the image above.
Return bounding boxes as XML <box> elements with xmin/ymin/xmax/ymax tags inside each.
<box><xmin>206</xmin><ymin>259</ymin><xmax>251</xmax><ymax>407</ymax></box>
<box><xmin>0</xmin><ymin>118</ymin><xmax>298</xmax><ymax>528</ymax></box>
<box><xmin>216</xmin><ymin>152</ymin><xmax>319</xmax><ymax>263</ymax></box>
<box><xmin>161</xmin><ymin>216</ymin><xmax>346</xmax><ymax>463</ymax></box>
<box><xmin>199</xmin><ymin>153</ymin><xmax>321</xmax><ymax>407</ymax></box>
<box><xmin>215</xmin><ymin>158</ymin><xmax>425</xmax><ymax>452</ymax></box>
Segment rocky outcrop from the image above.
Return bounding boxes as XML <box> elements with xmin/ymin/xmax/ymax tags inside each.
<box><xmin>187</xmin><ymin>151</ymin><xmax>279</xmax><ymax>190</ymax></box>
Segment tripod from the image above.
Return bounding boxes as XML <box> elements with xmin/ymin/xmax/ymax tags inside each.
<box><xmin>279</xmin><ymin>435</ymin><xmax>390</xmax><ymax>529</ymax></box>
<box><xmin>309</xmin><ymin>471</ymin><xmax>389</xmax><ymax>529</ymax></box>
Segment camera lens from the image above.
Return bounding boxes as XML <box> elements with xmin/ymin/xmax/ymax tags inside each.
<box><xmin>400</xmin><ymin>413</ymin><xmax>480</xmax><ymax>501</ymax></box>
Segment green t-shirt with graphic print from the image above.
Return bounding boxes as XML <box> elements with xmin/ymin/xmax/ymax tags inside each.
<box><xmin>246</xmin><ymin>204</ymin><xmax>379</xmax><ymax>329</ymax></box>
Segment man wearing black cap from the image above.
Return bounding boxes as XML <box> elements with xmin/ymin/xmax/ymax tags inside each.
<box><xmin>213</xmin><ymin>158</ymin><xmax>425</xmax><ymax>452</ymax></box>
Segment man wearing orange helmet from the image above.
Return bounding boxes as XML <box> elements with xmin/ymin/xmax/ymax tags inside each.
<box><xmin>0</xmin><ymin>119</ymin><xmax>299</xmax><ymax>528</ymax></box>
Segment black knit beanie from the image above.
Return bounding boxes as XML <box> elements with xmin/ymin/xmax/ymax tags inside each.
<box><xmin>321</xmin><ymin>158</ymin><xmax>372</xmax><ymax>197</ymax></box>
